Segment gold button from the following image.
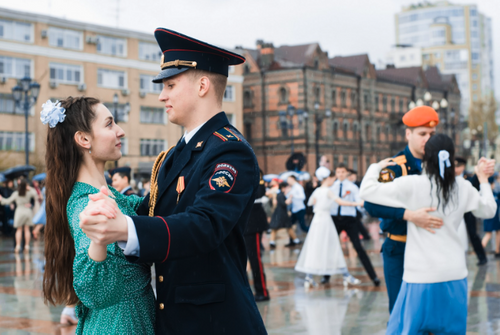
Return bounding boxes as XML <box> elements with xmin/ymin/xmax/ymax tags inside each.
<box><xmin>159</xmin><ymin>303</ymin><xmax>164</xmax><ymax>310</ymax></box>
<box><xmin>159</xmin><ymin>276</ymin><xmax>163</xmax><ymax>283</ymax></box>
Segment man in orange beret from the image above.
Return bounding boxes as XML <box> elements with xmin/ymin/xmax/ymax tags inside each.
<box><xmin>364</xmin><ymin>105</ymin><xmax>445</xmax><ymax>313</ymax></box>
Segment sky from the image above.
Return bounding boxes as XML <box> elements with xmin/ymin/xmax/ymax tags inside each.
<box><xmin>0</xmin><ymin>0</ymin><xmax>498</xmax><ymax>101</ymax></box>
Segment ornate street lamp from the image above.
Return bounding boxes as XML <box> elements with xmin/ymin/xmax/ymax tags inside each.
<box><xmin>312</xmin><ymin>102</ymin><xmax>331</xmax><ymax>169</ymax></box>
<box><xmin>424</xmin><ymin>91</ymin><xmax>432</xmax><ymax>105</ymax></box>
<box><xmin>408</xmin><ymin>101</ymin><xmax>416</xmax><ymax>110</ymax></box>
<box><xmin>12</xmin><ymin>76</ymin><xmax>41</xmax><ymax>165</ymax></box>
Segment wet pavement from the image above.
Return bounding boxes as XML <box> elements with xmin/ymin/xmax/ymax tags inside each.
<box><xmin>0</xmin><ymin>224</ymin><xmax>499</xmax><ymax>334</ymax></box>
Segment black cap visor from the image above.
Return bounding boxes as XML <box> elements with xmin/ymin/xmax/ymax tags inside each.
<box><xmin>152</xmin><ymin>67</ymin><xmax>190</xmax><ymax>83</ymax></box>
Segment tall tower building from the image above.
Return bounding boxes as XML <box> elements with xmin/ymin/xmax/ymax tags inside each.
<box><xmin>394</xmin><ymin>1</ymin><xmax>494</xmax><ymax>118</ymax></box>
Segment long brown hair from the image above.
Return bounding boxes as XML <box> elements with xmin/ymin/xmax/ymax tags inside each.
<box><xmin>18</xmin><ymin>179</ymin><xmax>27</xmax><ymax>196</ymax></box>
<box><xmin>43</xmin><ymin>96</ymin><xmax>99</xmax><ymax>305</ymax></box>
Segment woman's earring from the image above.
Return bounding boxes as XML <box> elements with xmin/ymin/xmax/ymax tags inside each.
<box><xmin>89</xmin><ymin>146</ymin><xmax>92</xmax><ymax>154</ymax></box>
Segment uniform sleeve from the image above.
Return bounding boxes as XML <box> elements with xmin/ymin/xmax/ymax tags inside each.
<box><xmin>360</xmin><ymin>164</ymin><xmax>413</xmax><ymax>210</ymax></box>
<box><xmin>69</xmin><ymin>196</ymin><xmax>130</xmax><ymax>310</ymax></box>
<box><xmin>129</xmin><ymin>142</ymin><xmax>258</xmax><ymax>263</ymax></box>
<box><xmin>125</xmin><ymin>195</ymin><xmax>145</xmax><ymax>212</ymax></box>
<box><xmin>464</xmin><ymin>182</ymin><xmax>497</xmax><ymax>219</ymax></box>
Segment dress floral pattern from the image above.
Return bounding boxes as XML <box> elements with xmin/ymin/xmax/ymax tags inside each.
<box><xmin>67</xmin><ymin>182</ymin><xmax>155</xmax><ymax>334</ymax></box>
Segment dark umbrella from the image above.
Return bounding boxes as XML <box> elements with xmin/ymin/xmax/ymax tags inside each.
<box><xmin>286</xmin><ymin>153</ymin><xmax>306</xmax><ymax>172</ymax></box>
<box><xmin>0</xmin><ymin>165</ymin><xmax>36</xmax><ymax>179</ymax></box>
<box><xmin>0</xmin><ymin>173</ymin><xmax>5</xmax><ymax>183</ymax></box>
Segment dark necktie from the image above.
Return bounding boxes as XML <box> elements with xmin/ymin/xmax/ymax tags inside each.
<box><xmin>173</xmin><ymin>138</ymin><xmax>186</xmax><ymax>162</ymax></box>
<box><xmin>337</xmin><ymin>182</ymin><xmax>343</xmax><ymax>216</ymax></box>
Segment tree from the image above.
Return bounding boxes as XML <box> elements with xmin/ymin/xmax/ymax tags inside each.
<box><xmin>468</xmin><ymin>94</ymin><xmax>498</xmax><ymax>141</ymax></box>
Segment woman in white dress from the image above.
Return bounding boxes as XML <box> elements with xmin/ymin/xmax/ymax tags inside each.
<box><xmin>295</xmin><ymin>172</ymin><xmax>362</xmax><ymax>288</ymax></box>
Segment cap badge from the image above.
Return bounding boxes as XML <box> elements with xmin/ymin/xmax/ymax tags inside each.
<box><xmin>429</xmin><ymin>121</ymin><xmax>436</xmax><ymax>127</ymax></box>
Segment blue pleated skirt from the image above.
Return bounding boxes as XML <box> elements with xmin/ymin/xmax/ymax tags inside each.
<box><xmin>386</xmin><ymin>278</ymin><xmax>467</xmax><ymax>335</ymax></box>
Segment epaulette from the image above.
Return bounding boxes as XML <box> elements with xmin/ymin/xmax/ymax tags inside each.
<box><xmin>213</xmin><ymin>127</ymin><xmax>241</xmax><ymax>142</ymax></box>
<box><xmin>392</xmin><ymin>154</ymin><xmax>408</xmax><ymax>176</ymax></box>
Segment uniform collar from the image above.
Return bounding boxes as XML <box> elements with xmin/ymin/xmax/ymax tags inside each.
<box><xmin>183</xmin><ymin>122</ymin><xmax>206</xmax><ymax>144</ymax></box>
<box><xmin>404</xmin><ymin>146</ymin><xmax>422</xmax><ymax>172</ymax></box>
<box><xmin>120</xmin><ymin>185</ymin><xmax>132</xmax><ymax>194</ymax></box>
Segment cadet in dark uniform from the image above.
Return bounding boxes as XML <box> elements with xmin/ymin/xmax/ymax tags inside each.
<box><xmin>364</xmin><ymin>106</ymin><xmax>444</xmax><ymax>313</ymax></box>
<box><xmin>110</xmin><ymin>166</ymin><xmax>137</xmax><ymax>196</ymax></box>
<box><xmin>80</xmin><ymin>28</ymin><xmax>267</xmax><ymax>334</ymax></box>
<box><xmin>245</xmin><ymin>170</ymin><xmax>270</xmax><ymax>302</ymax></box>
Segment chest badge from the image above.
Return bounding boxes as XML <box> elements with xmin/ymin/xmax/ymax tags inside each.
<box><xmin>196</xmin><ymin>141</ymin><xmax>203</xmax><ymax>148</ymax></box>
<box><xmin>176</xmin><ymin>176</ymin><xmax>185</xmax><ymax>204</ymax></box>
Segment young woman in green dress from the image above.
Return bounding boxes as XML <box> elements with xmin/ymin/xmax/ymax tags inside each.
<box><xmin>41</xmin><ymin>97</ymin><xmax>155</xmax><ymax>334</ymax></box>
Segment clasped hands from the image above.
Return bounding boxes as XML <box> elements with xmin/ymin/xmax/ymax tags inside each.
<box><xmin>79</xmin><ymin>186</ymin><xmax>128</xmax><ymax>246</ymax></box>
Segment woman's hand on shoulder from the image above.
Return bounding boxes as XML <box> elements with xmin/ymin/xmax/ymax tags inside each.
<box><xmin>377</xmin><ymin>158</ymin><xmax>397</xmax><ymax>169</ymax></box>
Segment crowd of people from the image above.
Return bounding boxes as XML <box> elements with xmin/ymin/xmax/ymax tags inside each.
<box><xmin>0</xmin><ymin>27</ymin><xmax>499</xmax><ymax>335</ymax></box>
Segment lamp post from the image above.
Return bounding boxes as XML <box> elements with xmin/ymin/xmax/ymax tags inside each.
<box><xmin>408</xmin><ymin>101</ymin><xmax>416</xmax><ymax>110</ymax></box>
<box><xmin>424</xmin><ymin>91</ymin><xmax>432</xmax><ymax>106</ymax></box>
<box><xmin>12</xmin><ymin>77</ymin><xmax>40</xmax><ymax>166</ymax></box>
<box><xmin>313</xmin><ymin>102</ymin><xmax>331</xmax><ymax>169</ymax></box>
<box><xmin>279</xmin><ymin>104</ymin><xmax>306</xmax><ymax>156</ymax></box>
<box><xmin>112</xmin><ymin>93</ymin><xmax>130</xmax><ymax>167</ymax></box>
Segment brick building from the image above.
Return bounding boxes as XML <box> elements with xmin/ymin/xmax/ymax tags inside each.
<box><xmin>241</xmin><ymin>41</ymin><xmax>461</xmax><ymax>176</ymax></box>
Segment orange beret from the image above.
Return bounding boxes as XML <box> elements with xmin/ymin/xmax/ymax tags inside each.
<box><xmin>402</xmin><ymin>106</ymin><xmax>440</xmax><ymax>128</ymax></box>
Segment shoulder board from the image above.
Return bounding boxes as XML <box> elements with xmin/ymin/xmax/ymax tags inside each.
<box><xmin>213</xmin><ymin>127</ymin><xmax>241</xmax><ymax>142</ymax></box>
<box><xmin>392</xmin><ymin>155</ymin><xmax>407</xmax><ymax>165</ymax></box>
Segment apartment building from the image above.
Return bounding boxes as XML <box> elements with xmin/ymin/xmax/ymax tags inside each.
<box><xmin>0</xmin><ymin>7</ymin><xmax>243</xmax><ymax>177</ymax></box>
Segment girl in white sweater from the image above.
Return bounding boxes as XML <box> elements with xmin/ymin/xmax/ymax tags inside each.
<box><xmin>360</xmin><ymin>134</ymin><xmax>496</xmax><ymax>334</ymax></box>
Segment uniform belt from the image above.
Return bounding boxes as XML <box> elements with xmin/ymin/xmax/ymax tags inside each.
<box><xmin>387</xmin><ymin>233</ymin><xmax>407</xmax><ymax>243</ymax></box>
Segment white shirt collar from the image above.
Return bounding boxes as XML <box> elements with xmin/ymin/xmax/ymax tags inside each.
<box><xmin>183</xmin><ymin>122</ymin><xmax>206</xmax><ymax>144</ymax></box>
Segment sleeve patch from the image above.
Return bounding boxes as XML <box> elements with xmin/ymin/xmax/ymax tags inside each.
<box><xmin>378</xmin><ymin>169</ymin><xmax>396</xmax><ymax>183</ymax></box>
<box><xmin>209</xmin><ymin>163</ymin><xmax>238</xmax><ymax>193</ymax></box>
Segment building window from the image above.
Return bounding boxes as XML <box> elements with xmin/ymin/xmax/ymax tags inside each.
<box><xmin>0</xmin><ymin>93</ymin><xmax>20</xmax><ymax>114</ymax></box>
<box><xmin>0</xmin><ymin>131</ymin><xmax>34</xmax><ymax>152</ymax></box>
<box><xmin>331</xmin><ymin>89</ymin><xmax>337</xmax><ymax>106</ymax></box>
<box><xmin>0</xmin><ymin>19</ymin><xmax>32</xmax><ymax>42</ymax></box>
<box><xmin>363</xmin><ymin>92</ymin><xmax>369</xmax><ymax>107</ymax></box>
<box><xmin>0</xmin><ymin>56</ymin><xmax>31</xmax><ymax>79</ymax></box>
<box><xmin>472</xmin><ymin>83</ymin><xmax>477</xmax><ymax>91</ymax></box>
<box><xmin>365</xmin><ymin>124</ymin><xmax>371</xmax><ymax>141</ymax></box>
<box><xmin>333</xmin><ymin>122</ymin><xmax>339</xmax><ymax>139</ymax></box>
<box><xmin>377</xmin><ymin>125</ymin><xmax>382</xmax><ymax>142</ymax></box>
<box><xmin>472</xmin><ymin>73</ymin><xmax>478</xmax><ymax>80</ymax></box>
<box><xmin>333</xmin><ymin>155</ymin><xmax>339</xmax><ymax>169</ymax></box>
<box><xmin>351</xmin><ymin>92</ymin><xmax>357</xmax><ymax>107</ymax></box>
<box><xmin>341</xmin><ymin>90</ymin><xmax>346</xmax><ymax>107</ymax></box>
<box><xmin>244</xmin><ymin>123</ymin><xmax>252</xmax><ymax>142</ymax></box>
<box><xmin>48</xmin><ymin>27</ymin><xmax>82</xmax><ymax>49</ymax></box>
<box><xmin>140</xmin><ymin>74</ymin><xmax>162</xmax><ymax>93</ymax></box>
<box><xmin>473</xmin><ymin>94</ymin><xmax>478</xmax><ymax>101</ymax></box>
<box><xmin>343</xmin><ymin>155</ymin><xmax>348</xmax><ymax>166</ymax></box>
<box><xmin>399</xmin><ymin>99</ymin><xmax>403</xmax><ymax>112</ymax></box>
<box><xmin>375</xmin><ymin>95</ymin><xmax>379</xmax><ymax>110</ymax></box>
<box><xmin>139</xmin><ymin>42</ymin><xmax>161</xmax><ymax>62</ymax></box>
<box><xmin>279</xmin><ymin>87</ymin><xmax>288</xmax><ymax>104</ymax></box>
<box><xmin>390</xmin><ymin>98</ymin><xmax>395</xmax><ymax>112</ymax></box>
<box><xmin>382</xmin><ymin>96</ymin><xmax>387</xmax><ymax>112</ymax></box>
<box><xmin>120</xmin><ymin>137</ymin><xmax>128</xmax><ymax>156</ymax></box>
<box><xmin>50</xmin><ymin>63</ymin><xmax>82</xmax><ymax>84</ymax></box>
<box><xmin>243</xmin><ymin>90</ymin><xmax>252</xmax><ymax>107</ymax></box>
<box><xmin>223</xmin><ymin>85</ymin><xmax>235</xmax><ymax>102</ymax></box>
<box><xmin>352</xmin><ymin>156</ymin><xmax>358</xmax><ymax>172</ymax></box>
<box><xmin>353</xmin><ymin>122</ymin><xmax>359</xmax><ymax>139</ymax></box>
<box><xmin>98</xmin><ymin>69</ymin><xmax>126</xmax><ymax>89</ymax></box>
<box><xmin>97</xmin><ymin>35</ymin><xmax>126</xmax><ymax>57</ymax></box>
<box><xmin>314</xmin><ymin>86</ymin><xmax>321</xmax><ymax>102</ymax></box>
<box><xmin>244</xmin><ymin>64</ymin><xmax>250</xmax><ymax>74</ymax></box>
<box><xmin>140</xmin><ymin>106</ymin><xmax>165</xmax><ymax>124</ymax></box>
<box><xmin>140</xmin><ymin>139</ymin><xmax>166</xmax><ymax>156</ymax></box>
<box><xmin>103</xmin><ymin>102</ymin><xmax>129</xmax><ymax>122</ymax></box>
<box><xmin>343</xmin><ymin>121</ymin><xmax>349</xmax><ymax>139</ymax></box>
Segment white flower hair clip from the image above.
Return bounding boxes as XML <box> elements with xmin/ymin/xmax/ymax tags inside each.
<box><xmin>40</xmin><ymin>100</ymin><xmax>66</xmax><ymax>128</ymax></box>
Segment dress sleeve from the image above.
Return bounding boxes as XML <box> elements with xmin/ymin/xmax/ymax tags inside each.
<box><xmin>359</xmin><ymin>164</ymin><xmax>413</xmax><ymax>209</ymax></box>
<box><xmin>69</xmin><ymin>195</ymin><xmax>129</xmax><ymax>310</ymax></box>
<box><xmin>464</xmin><ymin>182</ymin><xmax>497</xmax><ymax>219</ymax></box>
<box><xmin>0</xmin><ymin>191</ymin><xmax>18</xmax><ymax>205</ymax></box>
<box><xmin>126</xmin><ymin>195</ymin><xmax>145</xmax><ymax>212</ymax></box>
<box><xmin>307</xmin><ymin>189</ymin><xmax>317</xmax><ymax>206</ymax></box>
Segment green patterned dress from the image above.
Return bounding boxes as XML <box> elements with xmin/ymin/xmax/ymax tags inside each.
<box><xmin>67</xmin><ymin>182</ymin><xmax>155</xmax><ymax>334</ymax></box>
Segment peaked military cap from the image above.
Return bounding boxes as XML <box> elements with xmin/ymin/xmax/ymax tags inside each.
<box><xmin>109</xmin><ymin>166</ymin><xmax>131</xmax><ymax>176</ymax></box>
<box><xmin>152</xmin><ymin>28</ymin><xmax>246</xmax><ymax>83</ymax></box>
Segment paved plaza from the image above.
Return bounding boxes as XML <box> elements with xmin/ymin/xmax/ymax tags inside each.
<box><xmin>0</xmin><ymin>225</ymin><xmax>499</xmax><ymax>334</ymax></box>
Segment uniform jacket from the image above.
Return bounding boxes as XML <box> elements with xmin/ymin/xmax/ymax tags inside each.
<box><xmin>128</xmin><ymin>112</ymin><xmax>266</xmax><ymax>334</ymax></box>
<box><xmin>364</xmin><ymin>146</ymin><xmax>421</xmax><ymax>235</ymax></box>
<box><xmin>245</xmin><ymin>183</ymin><xmax>269</xmax><ymax>235</ymax></box>
<box><xmin>122</xmin><ymin>186</ymin><xmax>137</xmax><ymax>196</ymax></box>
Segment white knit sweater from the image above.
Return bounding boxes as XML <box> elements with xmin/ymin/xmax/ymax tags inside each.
<box><xmin>360</xmin><ymin>164</ymin><xmax>497</xmax><ymax>283</ymax></box>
